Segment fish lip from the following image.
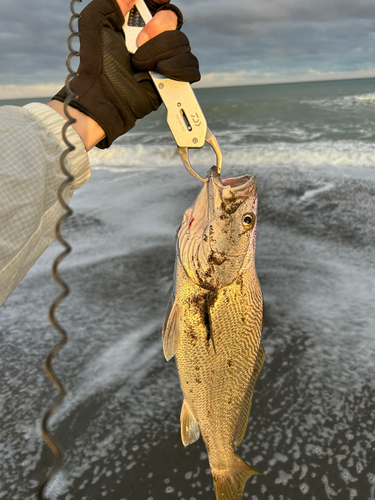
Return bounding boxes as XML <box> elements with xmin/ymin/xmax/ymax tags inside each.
<box><xmin>209</xmin><ymin>166</ymin><xmax>256</xmax><ymax>192</ymax></box>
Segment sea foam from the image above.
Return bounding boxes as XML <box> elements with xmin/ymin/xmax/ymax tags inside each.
<box><xmin>89</xmin><ymin>141</ymin><xmax>375</xmax><ymax>173</ymax></box>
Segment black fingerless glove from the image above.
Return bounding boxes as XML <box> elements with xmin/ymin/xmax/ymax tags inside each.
<box><xmin>52</xmin><ymin>0</ymin><xmax>200</xmax><ymax>149</ymax></box>
<box><xmin>132</xmin><ymin>31</ymin><xmax>200</xmax><ymax>83</ymax></box>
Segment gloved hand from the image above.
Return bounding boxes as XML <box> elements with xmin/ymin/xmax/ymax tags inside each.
<box><xmin>52</xmin><ymin>0</ymin><xmax>200</xmax><ymax>149</ymax></box>
<box><xmin>132</xmin><ymin>31</ymin><xmax>200</xmax><ymax>83</ymax></box>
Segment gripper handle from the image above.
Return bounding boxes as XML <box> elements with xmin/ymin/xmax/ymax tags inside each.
<box><xmin>123</xmin><ymin>0</ymin><xmax>207</xmax><ymax>149</ymax></box>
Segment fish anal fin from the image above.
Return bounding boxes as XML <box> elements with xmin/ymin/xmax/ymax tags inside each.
<box><xmin>234</xmin><ymin>344</ymin><xmax>266</xmax><ymax>446</ymax></box>
<box><xmin>212</xmin><ymin>453</ymin><xmax>261</xmax><ymax>500</ymax></box>
<box><xmin>180</xmin><ymin>400</ymin><xmax>200</xmax><ymax>447</ymax></box>
<box><xmin>162</xmin><ymin>295</ymin><xmax>180</xmax><ymax>361</ymax></box>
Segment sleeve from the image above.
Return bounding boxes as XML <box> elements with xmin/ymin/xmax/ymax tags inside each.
<box><xmin>0</xmin><ymin>102</ymin><xmax>91</xmax><ymax>307</ymax></box>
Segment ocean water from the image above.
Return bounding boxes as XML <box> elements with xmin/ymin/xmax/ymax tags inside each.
<box><xmin>0</xmin><ymin>78</ymin><xmax>374</xmax><ymax>499</ymax></box>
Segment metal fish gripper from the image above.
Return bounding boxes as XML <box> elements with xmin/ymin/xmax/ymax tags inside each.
<box><xmin>123</xmin><ymin>0</ymin><xmax>223</xmax><ymax>183</ymax></box>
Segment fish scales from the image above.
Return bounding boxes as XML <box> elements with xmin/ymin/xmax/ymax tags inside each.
<box><xmin>176</xmin><ymin>269</ymin><xmax>262</xmax><ymax>440</ymax></box>
<box><xmin>163</xmin><ymin>166</ymin><xmax>265</xmax><ymax>500</ymax></box>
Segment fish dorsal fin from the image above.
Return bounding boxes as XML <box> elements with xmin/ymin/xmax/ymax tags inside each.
<box><xmin>233</xmin><ymin>344</ymin><xmax>266</xmax><ymax>446</ymax></box>
<box><xmin>162</xmin><ymin>294</ymin><xmax>181</xmax><ymax>361</ymax></box>
<box><xmin>180</xmin><ymin>400</ymin><xmax>200</xmax><ymax>446</ymax></box>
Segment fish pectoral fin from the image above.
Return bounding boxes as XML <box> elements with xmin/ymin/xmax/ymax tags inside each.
<box><xmin>162</xmin><ymin>295</ymin><xmax>181</xmax><ymax>361</ymax></box>
<box><xmin>234</xmin><ymin>343</ymin><xmax>266</xmax><ymax>446</ymax></box>
<box><xmin>180</xmin><ymin>400</ymin><xmax>200</xmax><ymax>447</ymax></box>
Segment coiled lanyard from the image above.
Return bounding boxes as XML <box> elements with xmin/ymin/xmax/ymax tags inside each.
<box><xmin>38</xmin><ymin>1</ymin><xmax>81</xmax><ymax>497</ymax></box>
<box><xmin>37</xmin><ymin>1</ymin><xmax>223</xmax><ymax>496</ymax></box>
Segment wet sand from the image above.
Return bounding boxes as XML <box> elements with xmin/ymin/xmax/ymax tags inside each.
<box><xmin>1</xmin><ymin>165</ymin><xmax>374</xmax><ymax>499</ymax></box>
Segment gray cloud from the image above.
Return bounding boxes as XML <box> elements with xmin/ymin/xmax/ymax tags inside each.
<box><xmin>0</xmin><ymin>0</ymin><xmax>87</xmax><ymax>86</ymax></box>
<box><xmin>178</xmin><ymin>0</ymin><xmax>375</xmax><ymax>25</ymax></box>
<box><xmin>0</xmin><ymin>0</ymin><xmax>374</xmax><ymax>92</ymax></box>
<box><xmin>173</xmin><ymin>0</ymin><xmax>375</xmax><ymax>76</ymax></box>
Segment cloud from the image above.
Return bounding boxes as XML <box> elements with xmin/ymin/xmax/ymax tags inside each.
<box><xmin>0</xmin><ymin>0</ymin><xmax>84</xmax><ymax>87</ymax></box>
<box><xmin>0</xmin><ymin>0</ymin><xmax>374</xmax><ymax>99</ymax></box>
<box><xmin>0</xmin><ymin>84</ymin><xmax>62</xmax><ymax>100</ymax></box>
<box><xmin>177</xmin><ymin>0</ymin><xmax>375</xmax><ymax>27</ymax></box>
<box><xmin>177</xmin><ymin>7</ymin><xmax>375</xmax><ymax>79</ymax></box>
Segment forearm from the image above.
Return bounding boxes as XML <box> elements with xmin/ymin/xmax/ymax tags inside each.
<box><xmin>0</xmin><ymin>103</ymin><xmax>90</xmax><ymax>307</ymax></box>
<box><xmin>47</xmin><ymin>101</ymin><xmax>105</xmax><ymax>151</ymax></box>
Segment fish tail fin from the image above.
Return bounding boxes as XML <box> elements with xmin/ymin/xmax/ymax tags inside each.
<box><xmin>212</xmin><ymin>453</ymin><xmax>261</xmax><ymax>500</ymax></box>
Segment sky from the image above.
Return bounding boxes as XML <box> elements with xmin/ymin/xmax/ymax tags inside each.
<box><xmin>0</xmin><ymin>0</ymin><xmax>374</xmax><ymax>98</ymax></box>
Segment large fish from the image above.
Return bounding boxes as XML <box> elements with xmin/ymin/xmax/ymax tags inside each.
<box><xmin>162</xmin><ymin>166</ymin><xmax>265</xmax><ymax>500</ymax></box>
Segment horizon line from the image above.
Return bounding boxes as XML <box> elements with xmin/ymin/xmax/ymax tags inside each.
<box><xmin>195</xmin><ymin>75</ymin><xmax>375</xmax><ymax>91</ymax></box>
<box><xmin>0</xmin><ymin>75</ymin><xmax>374</xmax><ymax>102</ymax></box>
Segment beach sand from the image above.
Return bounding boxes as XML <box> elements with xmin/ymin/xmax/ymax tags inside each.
<box><xmin>1</xmin><ymin>161</ymin><xmax>374</xmax><ymax>499</ymax></box>
<box><xmin>2</xmin><ymin>79</ymin><xmax>375</xmax><ymax>499</ymax></box>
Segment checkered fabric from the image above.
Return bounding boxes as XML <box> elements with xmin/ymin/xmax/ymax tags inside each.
<box><xmin>0</xmin><ymin>103</ymin><xmax>90</xmax><ymax>306</ymax></box>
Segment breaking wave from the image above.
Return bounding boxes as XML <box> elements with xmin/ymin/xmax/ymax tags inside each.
<box><xmin>89</xmin><ymin>141</ymin><xmax>375</xmax><ymax>172</ymax></box>
<box><xmin>300</xmin><ymin>92</ymin><xmax>375</xmax><ymax>110</ymax></box>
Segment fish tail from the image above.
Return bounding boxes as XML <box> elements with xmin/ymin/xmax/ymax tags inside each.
<box><xmin>212</xmin><ymin>453</ymin><xmax>261</xmax><ymax>500</ymax></box>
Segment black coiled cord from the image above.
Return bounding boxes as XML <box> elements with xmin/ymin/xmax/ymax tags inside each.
<box><xmin>38</xmin><ymin>1</ymin><xmax>81</xmax><ymax>498</ymax></box>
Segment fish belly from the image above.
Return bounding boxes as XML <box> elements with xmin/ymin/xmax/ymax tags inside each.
<box><xmin>176</xmin><ymin>265</ymin><xmax>263</xmax><ymax>470</ymax></box>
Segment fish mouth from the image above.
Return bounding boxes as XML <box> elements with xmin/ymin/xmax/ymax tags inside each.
<box><xmin>209</xmin><ymin>166</ymin><xmax>256</xmax><ymax>192</ymax></box>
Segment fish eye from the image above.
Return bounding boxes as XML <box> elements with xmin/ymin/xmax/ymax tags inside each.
<box><xmin>242</xmin><ymin>212</ymin><xmax>255</xmax><ymax>229</ymax></box>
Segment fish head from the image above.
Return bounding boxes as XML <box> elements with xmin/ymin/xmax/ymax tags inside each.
<box><xmin>177</xmin><ymin>166</ymin><xmax>258</xmax><ymax>290</ymax></box>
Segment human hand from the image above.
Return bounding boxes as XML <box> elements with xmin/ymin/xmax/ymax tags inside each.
<box><xmin>117</xmin><ymin>0</ymin><xmax>180</xmax><ymax>46</ymax></box>
<box><xmin>49</xmin><ymin>0</ymin><xmax>200</xmax><ymax>150</ymax></box>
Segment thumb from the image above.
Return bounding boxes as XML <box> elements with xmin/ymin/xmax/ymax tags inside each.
<box><xmin>137</xmin><ymin>9</ymin><xmax>178</xmax><ymax>47</ymax></box>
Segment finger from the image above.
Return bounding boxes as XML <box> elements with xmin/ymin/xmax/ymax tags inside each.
<box><xmin>116</xmin><ymin>0</ymin><xmax>136</xmax><ymax>17</ymax></box>
<box><xmin>133</xmin><ymin>31</ymin><xmax>190</xmax><ymax>70</ymax></box>
<box><xmin>156</xmin><ymin>53</ymin><xmax>201</xmax><ymax>83</ymax></box>
<box><xmin>137</xmin><ymin>10</ymin><xmax>178</xmax><ymax>47</ymax></box>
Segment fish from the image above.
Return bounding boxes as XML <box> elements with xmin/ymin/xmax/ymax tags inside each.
<box><xmin>162</xmin><ymin>166</ymin><xmax>265</xmax><ymax>500</ymax></box>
